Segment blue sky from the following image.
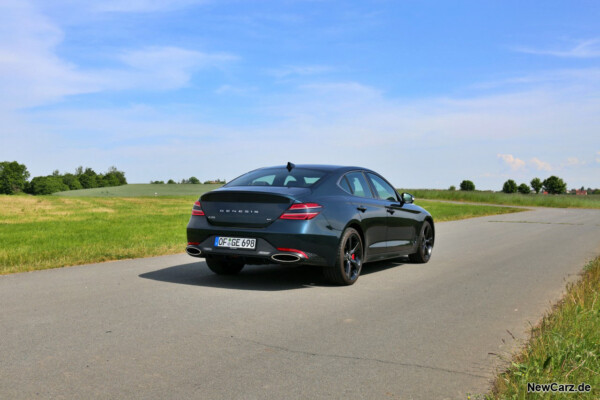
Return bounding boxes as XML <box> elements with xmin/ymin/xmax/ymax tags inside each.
<box><xmin>1</xmin><ymin>0</ymin><xmax>599</xmax><ymax>189</ymax></box>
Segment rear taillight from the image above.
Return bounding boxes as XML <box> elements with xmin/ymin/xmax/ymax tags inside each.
<box><xmin>192</xmin><ymin>201</ymin><xmax>205</xmax><ymax>216</ymax></box>
<box><xmin>279</xmin><ymin>202</ymin><xmax>322</xmax><ymax>220</ymax></box>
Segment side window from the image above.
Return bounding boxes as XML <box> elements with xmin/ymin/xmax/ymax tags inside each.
<box><xmin>283</xmin><ymin>175</ymin><xmax>298</xmax><ymax>186</ymax></box>
<box><xmin>367</xmin><ymin>173</ymin><xmax>398</xmax><ymax>201</ymax></box>
<box><xmin>345</xmin><ymin>172</ymin><xmax>373</xmax><ymax>198</ymax></box>
<box><xmin>251</xmin><ymin>174</ymin><xmax>275</xmax><ymax>186</ymax></box>
<box><xmin>339</xmin><ymin>176</ymin><xmax>353</xmax><ymax>194</ymax></box>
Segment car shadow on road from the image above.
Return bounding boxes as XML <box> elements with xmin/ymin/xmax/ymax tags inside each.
<box><xmin>139</xmin><ymin>258</ymin><xmax>407</xmax><ymax>291</ymax></box>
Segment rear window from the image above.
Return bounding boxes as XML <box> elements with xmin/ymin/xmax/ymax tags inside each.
<box><xmin>226</xmin><ymin>168</ymin><xmax>327</xmax><ymax>188</ymax></box>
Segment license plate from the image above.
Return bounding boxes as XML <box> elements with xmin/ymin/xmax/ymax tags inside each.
<box><xmin>214</xmin><ymin>236</ymin><xmax>256</xmax><ymax>250</ymax></box>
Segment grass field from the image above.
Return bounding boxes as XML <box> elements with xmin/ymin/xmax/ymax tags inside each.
<box><xmin>54</xmin><ymin>183</ymin><xmax>223</xmax><ymax>197</ymax></box>
<box><xmin>402</xmin><ymin>189</ymin><xmax>600</xmax><ymax>209</ymax></box>
<box><xmin>0</xmin><ymin>195</ymin><xmax>523</xmax><ymax>274</ymax></box>
<box><xmin>487</xmin><ymin>256</ymin><xmax>600</xmax><ymax>400</ymax></box>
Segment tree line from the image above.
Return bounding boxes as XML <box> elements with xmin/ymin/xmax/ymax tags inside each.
<box><xmin>150</xmin><ymin>178</ymin><xmax>226</xmax><ymax>184</ymax></box>
<box><xmin>501</xmin><ymin>176</ymin><xmax>566</xmax><ymax>194</ymax></box>
<box><xmin>452</xmin><ymin>176</ymin><xmax>574</xmax><ymax>194</ymax></box>
<box><xmin>0</xmin><ymin>161</ymin><xmax>127</xmax><ymax>195</ymax></box>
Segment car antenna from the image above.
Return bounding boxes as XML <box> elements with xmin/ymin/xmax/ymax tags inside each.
<box><xmin>286</xmin><ymin>162</ymin><xmax>295</xmax><ymax>172</ymax></box>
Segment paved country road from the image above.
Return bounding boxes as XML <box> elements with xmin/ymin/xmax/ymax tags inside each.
<box><xmin>2</xmin><ymin>208</ymin><xmax>600</xmax><ymax>400</ymax></box>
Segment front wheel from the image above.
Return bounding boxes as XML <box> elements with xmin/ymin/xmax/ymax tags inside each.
<box><xmin>409</xmin><ymin>221</ymin><xmax>434</xmax><ymax>263</ymax></box>
<box><xmin>323</xmin><ymin>227</ymin><xmax>363</xmax><ymax>286</ymax></box>
<box><xmin>205</xmin><ymin>255</ymin><xmax>245</xmax><ymax>275</ymax></box>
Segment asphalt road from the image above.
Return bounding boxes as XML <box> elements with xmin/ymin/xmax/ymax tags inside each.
<box><xmin>2</xmin><ymin>207</ymin><xmax>600</xmax><ymax>400</ymax></box>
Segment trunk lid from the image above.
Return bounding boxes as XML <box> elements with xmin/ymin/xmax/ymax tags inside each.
<box><xmin>200</xmin><ymin>186</ymin><xmax>310</xmax><ymax>227</ymax></box>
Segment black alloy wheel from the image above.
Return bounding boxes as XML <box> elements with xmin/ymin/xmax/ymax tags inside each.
<box><xmin>409</xmin><ymin>221</ymin><xmax>434</xmax><ymax>263</ymax></box>
<box><xmin>324</xmin><ymin>227</ymin><xmax>363</xmax><ymax>285</ymax></box>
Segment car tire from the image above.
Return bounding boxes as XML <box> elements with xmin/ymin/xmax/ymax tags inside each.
<box><xmin>409</xmin><ymin>220</ymin><xmax>434</xmax><ymax>263</ymax></box>
<box><xmin>323</xmin><ymin>227</ymin><xmax>363</xmax><ymax>286</ymax></box>
<box><xmin>205</xmin><ymin>255</ymin><xmax>245</xmax><ymax>275</ymax></box>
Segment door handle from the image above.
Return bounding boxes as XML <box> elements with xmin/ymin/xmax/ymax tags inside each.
<box><xmin>357</xmin><ymin>206</ymin><xmax>367</xmax><ymax>212</ymax></box>
<box><xmin>386</xmin><ymin>208</ymin><xmax>395</xmax><ymax>215</ymax></box>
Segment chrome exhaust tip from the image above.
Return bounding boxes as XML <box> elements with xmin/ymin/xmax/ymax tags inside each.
<box><xmin>186</xmin><ymin>246</ymin><xmax>202</xmax><ymax>257</ymax></box>
<box><xmin>271</xmin><ymin>253</ymin><xmax>302</xmax><ymax>263</ymax></box>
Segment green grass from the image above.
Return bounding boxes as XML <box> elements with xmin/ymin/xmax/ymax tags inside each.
<box><xmin>416</xmin><ymin>200</ymin><xmax>525</xmax><ymax>222</ymax></box>
<box><xmin>0</xmin><ymin>195</ymin><xmax>522</xmax><ymax>275</ymax></box>
<box><xmin>54</xmin><ymin>183</ymin><xmax>223</xmax><ymax>197</ymax></box>
<box><xmin>487</xmin><ymin>257</ymin><xmax>600</xmax><ymax>400</ymax></box>
<box><xmin>0</xmin><ymin>195</ymin><xmax>200</xmax><ymax>274</ymax></box>
<box><xmin>402</xmin><ymin>189</ymin><xmax>600</xmax><ymax>209</ymax></box>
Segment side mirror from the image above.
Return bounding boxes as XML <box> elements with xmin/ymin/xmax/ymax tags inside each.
<box><xmin>400</xmin><ymin>192</ymin><xmax>414</xmax><ymax>204</ymax></box>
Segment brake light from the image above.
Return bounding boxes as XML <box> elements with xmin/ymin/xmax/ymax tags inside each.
<box><xmin>279</xmin><ymin>202</ymin><xmax>322</xmax><ymax>220</ymax></box>
<box><xmin>192</xmin><ymin>201</ymin><xmax>205</xmax><ymax>216</ymax></box>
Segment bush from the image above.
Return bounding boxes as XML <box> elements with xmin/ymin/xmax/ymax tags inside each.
<box><xmin>27</xmin><ymin>176</ymin><xmax>69</xmax><ymax>195</ymax></box>
<box><xmin>518</xmin><ymin>183</ymin><xmax>530</xmax><ymax>194</ymax></box>
<box><xmin>543</xmin><ymin>176</ymin><xmax>567</xmax><ymax>194</ymax></box>
<box><xmin>0</xmin><ymin>161</ymin><xmax>30</xmax><ymax>194</ymax></box>
<box><xmin>502</xmin><ymin>179</ymin><xmax>518</xmax><ymax>194</ymax></box>
<box><xmin>448</xmin><ymin>185</ymin><xmax>456</xmax><ymax>191</ymax></box>
<box><xmin>460</xmin><ymin>180</ymin><xmax>475</xmax><ymax>191</ymax></box>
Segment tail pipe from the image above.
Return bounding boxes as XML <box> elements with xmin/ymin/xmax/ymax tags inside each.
<box><xmin>186</xmin><ymin>243</ymin><xmax>202</xmax><ymax>257</ymax></box>
<box><xmin>271</xmin><ymin>253</ymin><xmax>302</xmax><ymax>263</ymax></box>
<box><xmin>271</xmin><ymin>248</ymin><xmax>308</xmax><ymax>263</ymax></box>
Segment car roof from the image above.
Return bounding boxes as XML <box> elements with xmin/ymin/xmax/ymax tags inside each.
<box><xmin>261</xmin><ymin>164</ymin><xmax>369</xmax><ymax>173</ymax></box>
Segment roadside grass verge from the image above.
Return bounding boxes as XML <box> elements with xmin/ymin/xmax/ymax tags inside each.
<box><xmin>0</xmin><ymin>196</ymin><xmax>523</xmax><ymax>274</ymax></box>
<box><xmin>416</xmin><ymin>200</ymin><xmax>525</xmax><ymax>222</ymax></box>
<box><xmin>402</xmin><ymin>189</ymin><xmax>600</xmax><ymax>209</ymax></box>
<box><xmin>487</xmin><ymin>256</ymin><xmax>600</xmax><ymax>400</ymax></box>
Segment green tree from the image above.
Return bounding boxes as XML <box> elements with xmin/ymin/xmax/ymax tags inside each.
<box><xmin>105</xmin><ymin>166</ymin><xmax>127</xmax><ymax>185</ymax></box>
<box><xmin>27</xmin><ymin>176</ymin><xmax>69</xmax><ymax>195</ymax></box>
<box><xmin>102</xmin><ymin>173</ymin><xmax>120</xmax><ymax>187</ymax></box>
<box><xmin>518</xmin><ymin>183</ymin><xmax>530</xmax><ymax>194</ymax></box>
<box><xmin>189</xmin><ymin>176</ymin><xmax>200</xmax><ymax>184</ymax></box>
<box><xmin>0</xmin><ymin>161</ymin><xmax>30</xmax><ymax>194</ymax></box>
<box><xmin>79</xmin><ymin>168</ymin><xmax>99</xmax><ymax>189</ymax></box>
<box><xmin>543</xmin><ymin>176</ymin><xmax>567</xmax><ymax>194</ymax></box>
<box><xmin>167</xmin><ymin>179</ymin><xmax>176</xmax><ymax>184</ymax></box>
<box><xmin>448</xmin><ymin>185</ymin><xmax>456</xmax><ymax>191</ymax></box>
<box><xmin>530</xmin><ymin>177</ymin><xmax>542</xmax><ymax>194</ymax></box>
<box><xmin>460</xmin><ymin>180</ymin><xmax>475</xmax><ymax>191</ymax></box>
<box><xmin>61</xmin><ymin>173</ymin><xmax>82</xmax><ymax>190</ymax></box>
<box><xmin>502</xmin><ymin>179</ymin><xmax>518</xmax><ymax>194</ymax></box>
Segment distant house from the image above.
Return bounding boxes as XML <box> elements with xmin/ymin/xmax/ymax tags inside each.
<box><xmin>575</xmin><ymin>189</ymin><xmax>588</xmax><ymax>195</ymax></box>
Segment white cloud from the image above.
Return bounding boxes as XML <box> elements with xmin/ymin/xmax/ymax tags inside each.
<box><xmin>92</xmin><ymin>0</ymin><xmax>207</xmax><ymax>13</ymax></box>
<box><xmin>530</xmin><ymin>157</ymin><xmax>552</xmax><ymax>171</ymax></box>
<box><xmin>473</xmin><ymin>68</ymin><xmax>600</xmax><ymax>90</ymax></box>
<box><xmin>114</xmin><ymin>47</ymin><xmax>237</xmax><ymax>90</ymax></box>
<box><xmin>513</xmin><ymin>39</ymin><xmax>600</xmax><ymax>58</ymax></box>
<box><xmin>497</xmin><ymin>154</ymin><xmax>526</xmax><ymax>171</ymax></box>
<box><xmin>267</xmin><ymin>65</ymin><xmax>334</xmax><ymax>79</ymax></box>
<box><xmin>0</xmin><ymin>1</ymin><xmax>99</xmax><ymax>109</ymax></box>
<box><xmin>565</xmin><ymin>157</ymin><xmax>583</xmax><ymax>166</ymax></box>
<box><xmin>0</xmin><ymin>1</ymin><xmax>236</xmax><ymax>109</ymax></box>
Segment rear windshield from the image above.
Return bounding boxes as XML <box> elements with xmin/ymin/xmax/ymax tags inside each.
<box><xmin>226</xmin><ymin>168</ymin><xmax>327</xmax><ymax>188</ymax></box>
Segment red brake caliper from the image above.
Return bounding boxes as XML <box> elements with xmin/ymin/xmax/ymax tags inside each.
<box><xmin>351</xmin><ymin>254</ymin><xmax>355</xmax><ymax>260</ymax></box>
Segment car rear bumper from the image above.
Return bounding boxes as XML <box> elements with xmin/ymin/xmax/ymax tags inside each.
<box><xmin>186</xmin><ymin>215</ymin><xmax>340</xmax><ymax>267</ymax></box>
